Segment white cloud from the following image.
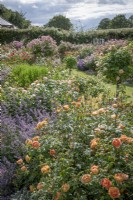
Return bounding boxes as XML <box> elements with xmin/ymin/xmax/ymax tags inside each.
<box><xmin>66</xmin><ymin>1</ymin><xmax>133</xmax><ymax>19</ymax></box>
<box><xmin>32</xmin><ymin>4</ymin><xmax>38</xmax><ymax>8</ymax></box>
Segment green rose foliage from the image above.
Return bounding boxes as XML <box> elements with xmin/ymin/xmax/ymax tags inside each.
<box><xmin>15</xmin><ymin>99</ymin><xmax>133</xmax><ymax>200</ymax></box>
<box><xmin>64</xmin><ymin>56</ymin><xmax>77</xmax><ymax>69</ymax></box>
<box><xmin>98</xmin><ymin>47</ymin><xmax>133</xmax><ymax>84</ymax></box>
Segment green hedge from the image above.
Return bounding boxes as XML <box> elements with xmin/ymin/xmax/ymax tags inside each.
<box><xmin>0</xmin><ymin>27</ymin><xmax>133</xmax><ymax>44</ymax></box>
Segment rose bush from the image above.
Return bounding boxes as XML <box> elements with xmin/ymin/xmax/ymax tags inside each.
<box><xmin>14</xmin><ymin>97</ymin><xmax>133</xmax><ymax>200</ymax></box>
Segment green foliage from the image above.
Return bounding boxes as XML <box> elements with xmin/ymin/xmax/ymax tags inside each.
<box><xmin>97</xmin><ymin>47</ymin><xmax>133</xmax><ymax>84</ymax></box>
<box><xmin>10</xmin><ymin>64</ymin><xmax>48</xmax><ymax>87</ymax></box>
<box><xmin>79</xmin><ymin>47</ymin><xmax>93</xmax><ymax>59</ymax></box>
<box><xmin>110</xmin><ymin>15</ymin><xmax>131</xmax><ymax>29</ymax></box>
<box><xmin>64</xmin><ymin>56</ymin><xmax>77</xmax><ymax>69</ymax></box>
<box><xmin>14</xmin><ymin>98</ymin><xmax>133</xmax><ymax>200</ymax></box>
<box><xmin>45</xmin><ymin>15</ymin><xmax>73</xmax><ymax>30</ymax></box>
<box><xmin>0</xmin><ymin>4</ymin><xmax>31</xmax><ymax>28</ymax></box>
<box><xmin>0</xmin><ymin>27</ymin><xmax>133</xmax><ymax>45</ymax></box>
<box><xmin>98</xmin><ymin>18</ymin><xmax>111</xmax><ymax>29</ymax></box>
<box><xmin>98</xmin><ymin>14</ymin><xmax>133</xmax><ymax>29</ymax></box>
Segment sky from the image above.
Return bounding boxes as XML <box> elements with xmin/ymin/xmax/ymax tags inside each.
<box><xmin>1</xmin><ymin>0</ymin><xmax>133</xmax><ymax>30</ymax></box>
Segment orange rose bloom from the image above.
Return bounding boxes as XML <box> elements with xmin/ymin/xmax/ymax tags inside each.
<box><xmin>92</xmin><ymin>111</ymin><xmax>99</xmax><ymax>116</ymax></box>
<box><xmin>118</xmin><ymin>124</ymin><xmax>125</xmax><ymax>130</ymax></box>
<box><xmin>111</xmin><ymin>114</ymin><xmax>117</xmax><ymax>119</ymax></box>
<box><xmin>112</xmin><ymin>138</ymin><xmax>122</xmax><ymax>148</ymax></box>
<box><xmin>100</xmin><ymin>178</ymin><xmax>112</xmax><ymax>189</ymax></box>
<box><xmin>90</xmin><ymin>165</ymin><xmax>99</xmax><ymax>174</ymax></box>
<box><xmin>61</xmin><ymin>183</ymin><xmax>70</xmax><ymax>192</ymax></box>
<box><xmin>90</xmin><ymin>138</ymin><xmax>100</xmax><ymax>149</ymax></box>
<box><xmin>50</xmin><ymin>149</ymin><xmax>56</xmax><ymax>156</ymax></box>
<box><xmin>114</xmin><ymin>173</ymin><xmax>129</xmax><ymax>183</ymax></box>
<box><xmin>63</xmin><ymin>105</ymin><xmax>69</xmax><ymax>111</ymax></box>
<box><xmin>94</xmin><ymin>128</ymin><xmax>102</xmax><ymax>134</ymax></box>
<box><xmin>112</xmin><ymin>104</ymin><xmax>118</xmax><ymax>108</ymax></box>
<box><xmin>120</xmin><ymin>135</ymin><xmax>128</xmax><ymax>142</ymax></box>
<box><xmin>21</xmin><ymin>166</ymin><xmax>27</xmax><ymax>171</ymax></box>
<box><xmin>25</xmin><ymin>155</ymin><xmax>31</xmax><ymax>163</ymax></box>
<box><xmin>75</xmin><ymin>102</ymin><xmax>81</xmax><ymax>108</ymax></box>
<box><xmin>32</xmin><ymin>141</ymin><xmax>40</xmax><ymax>148</ymax></box>
<box><xmin>25</xmin><ymin>139</ymin><xmax>33</xmax><ymax>145</ymax></box>
<box><xmin>16</xmin><ymin>158</ymin><xmax>23</xmax><ymax>165</ymax></box>
<box><xmin>90</xmin><ymin>141</ymin><xmax>98</xmax><ymax>149</ymax></box>
<box><xmin>29</xmin><ymin>185</ymin><xmax>35</xmax><ymax>192</ymax></box>
<box><xmin>71</xmin><ymin>101</ymin><xmax>76</xmax><ymax>105</ymax></box>
<box><xmin>37</xmin><ymin>182</ymin><xmax>43</xmax><ymax>190</ymax></box>
<box><xmin>54</xmin><ymin>191</ymin><xmax>61</xmax><ymax>200</ymax></box>
<box><xmin>108</xmin><ymin>187</ymin><xmax>120</xmax><ymax>199</ymax></box>
<box><xmin>127</xmin><ymin>137</ymin><xmax>133</xmax><ymax>143</ymax></box>
<box><xmin>81</xmin><ymin>174</ymin><xmax>91</xmax><ymax>184</ymax></box>
<box><xmin>98</xmin><ymin>108</ymin><xmax>105</xmax><ymax>114</ymax></box>
<box><xmin>32</xmin><ymin>136</ymin><xmax>40</xmax><ymax>141</ymax></box>
<box><xmin>41</xmin><ymin>165</ymin><xmax>50</xmax><ymax>174</ymax></box>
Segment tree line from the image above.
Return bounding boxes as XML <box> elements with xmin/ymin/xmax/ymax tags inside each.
<box><xmin>98</xmin><ymin>14</ymin><xmax>133</xmax><ymax>29</ymax></box>
<box><xmin>0</xmin><ymin>4</ymin><xmax>133</xmax><ymax>31</ymax></box>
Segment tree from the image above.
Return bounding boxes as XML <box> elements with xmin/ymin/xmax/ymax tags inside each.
<box><xmin>98</xmin><ymin>18</ymin><xmax>111</xmax><ymax>29</ymax></box>
<box><xmin>110</xmin><ymin>14</ymin><xmax>129</xmax><ymax>29</ymax></box>
<box><xmin>128</xmin><ymin>15</ymin><xmax>133</xmax><ymax>27</ymax></box>
<box><xmin>0</xmin><ymin>4</ymin><xmax>31</xmax><ymax>28</ymax></box>
<box><xmin>45</xmin><ymin>15</ymin><xmax>73</xmax><ymax>30</ymax></box>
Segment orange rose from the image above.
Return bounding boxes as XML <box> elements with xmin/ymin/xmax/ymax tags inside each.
<box><xmin>111</xmin><ymin>114</ymin><xmax>117</xmax><ymax>119</ymax></box>
<box><xmin>81</xmin><ymin>174</ymin><xmax>91</xmax><ymax>184</ymax></box>
<box><xmin>54</xmin><ymin>191</ymin><xmax>61</xmax><ymax>200</ymax></box>
<box><xmin>29</xmin><ymin>185</ymin><xmax>35</xmax><ymax>192</ymax></box>
<box><xmin>92</xmin><ymin>111</ymin><xmax>99</xmax><ymax>116</ymax></box>
<box><xmin>90</xmin><ymin>165</ymin><xmax>99</xmax><ymax>174</ymax></box>
<box><xmin>63</xmin><ymin>105</ymin><xmax>69</xmax><ymax>111</ymax></box>
<box><xmin>32</xmin><ymin>141</ymin><xmax>40</xmax><ymax>148</ymax></box>
<box><xmin>118</xmin><ymin>124</ymin><xmax>125</xmax><ymax>130</ymax></box>
<box><xmin>56</xmin><ymin>109</ymin><xmax>61</xmax><ymax>113</ymax></box>
<box><xmin>112</xmin><ymin>138</ymin><xmax>122</xmax><ymax>148</ymax></box>
<box><xmin>112</xmin><ymin>104</ymin><xmax>118</xmax><ymax>108</ymax></box>
<box><xmin>120</xmin><ymin>135</ymin><xmax>128</xmax><ymax>142</ymax></box>
<box><xmin>32</xmin><ymin>136</ymin><xmax>40</xmax><ymax>141</ymax></box>
<box><xmin>25</xmin><ymin>155</ymin><xmax>31</xmax><ymax>163</ymax></box>
<box><xmin>108</xmin><ymin>187</ymin><xmax>120</xmax><ymax>199</ymax></box>
<box><xmin>71</xmin><ymin>101</ymin><xmax>76</xmax><ymax>105</ymax></box>
<box><xmin>41</xmin><ymin>165</ymin><xmax>50</xmax><ymax>174</ymax></box>
<box><xmin>21</xmin><ymin>166</ymin><xmax>27</xmax><ymax>172</ymax></box>
<box><xmin>114</xmin><ymin>173</ymin><xmax>129</xmax><ymax>183</ymax></box>
<box><xmin>90</xmin><ymin>141</ymin><xmax>98</xmax><ymax>149</ymax></box>
<box><xmin>100</xmin><ymin>178</ymin><xmax>112</xmax><ymax>189</ymax></box>
<box><xmin>36</xmin><ymin>120</ymin><xmax>48</xmax><ymax>129</ymax></box>
<box><xmin>90</xmin><ymin>138</ymin><xmax>100</xmax><ymax>149</ymax></box>
<box><xmin>25</xmin><ymin>139</ymin><xmax>33</xmax><ymax>145</ymax></box>
<box><xmin>37</xmin><ymin>182</ymin><xmax>43</xmax><ymax>190</ymax></box>
<box><xmin>49</xmin><ymin>149</ymin><xmax>56</xmax><ymax>156</ymax></box>
<box><xmin>98</xmin><ymin>108</ymin><xmax>105</xmax><ymax>114</ymax></box>
<box><xmin>61</xmin><ymin>183</ymin><xmax>70</xmax><ymax>192</ymax></box>
<box><xmin>75</xmin><ymin>102</ymin><xmax>81</xmax><ymax>108</ymax></box>
<box><xmin>16</xmin><ymin>158</ymin><xmax>23</xmax><ymax>165</ymax></box>
<box><xmin>94</xmin><ymin>128</ymin><xmax>102</xmax><ymax>135</ymax></box>
<box><xmin>126</xmin><ymin>137</ymin><xmax>133</xmax><ymax>143</ymax></box>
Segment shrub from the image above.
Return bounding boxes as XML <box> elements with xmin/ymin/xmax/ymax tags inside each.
<box><xmin>64</xmin><ymin>56</ymin><xmax>77</xmax><ymax>74</ymax></box>
<box><xmin>14</xmin><ymin>98</ymin><xmax>133</xmax><ymax>200</ymax></box>
<box><xmin>10</xmin><ymin>64</ymin><xmax>48</xmax><ymax>87</ymax></box>
<box><xmin>97</xmin><ymin>46</ymin><xmax>133</xmax><ymax>97</ymax></box>
<box><xmin>27</xmin><ymin>35</ymin><xmax>57</xmax><ymax>58</ymax></box>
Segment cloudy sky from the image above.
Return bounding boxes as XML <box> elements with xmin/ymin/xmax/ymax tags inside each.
<box><xmin>1</xmin><ymin>0</ymin><xmax>133</xmax><ymax>30</ymax></box>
